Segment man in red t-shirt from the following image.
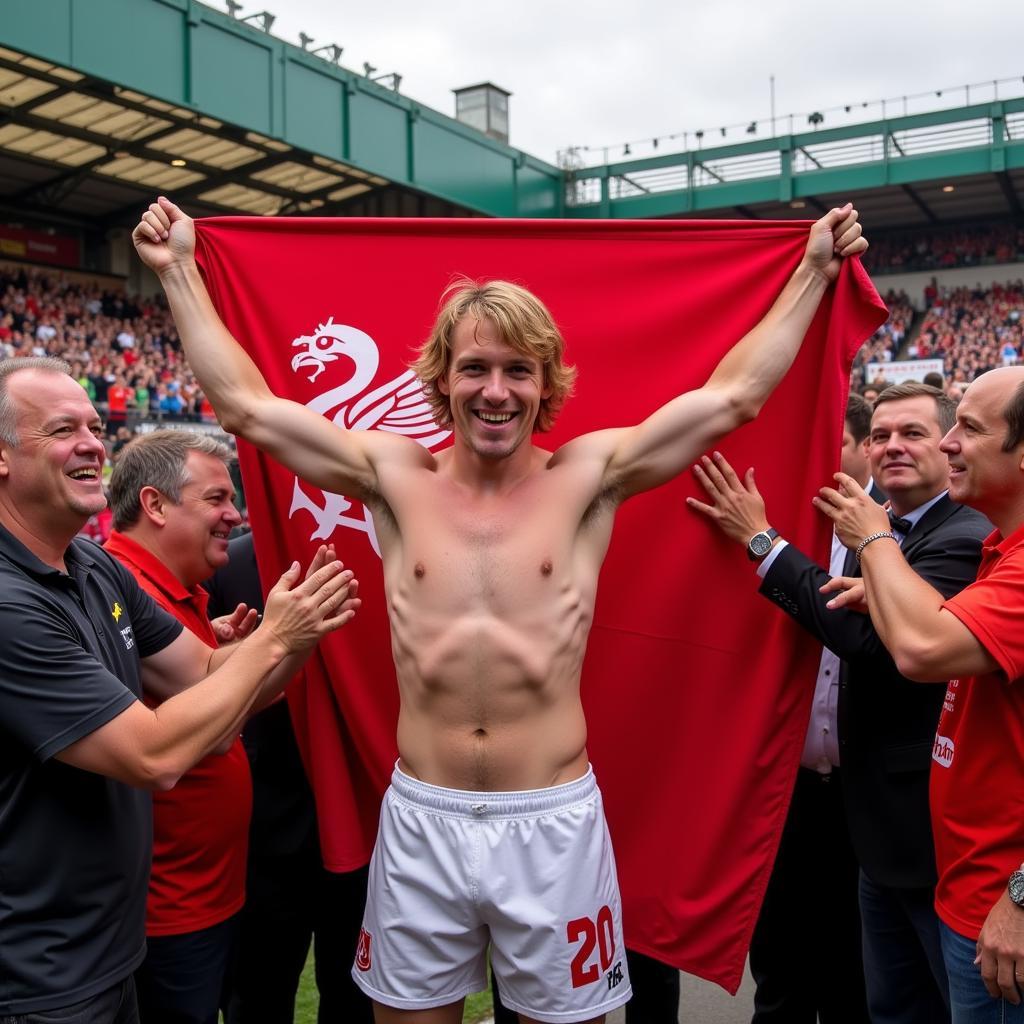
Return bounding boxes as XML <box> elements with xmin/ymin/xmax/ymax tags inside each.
<box><xmin>104</xmin><ymin>430</ymin><xmax>337</xmax><ymax>1024</ymax></box>
<box><xmin>814</xmin><ymin>366</ymin><xmax>1024</xmax><ymax>1021</ymax></box>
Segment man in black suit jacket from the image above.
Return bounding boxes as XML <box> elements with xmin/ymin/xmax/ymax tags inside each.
<box><xmin>690</xmin><ymin>382</ymin><xmax>990</xmax><ymax>1024</ymax></box>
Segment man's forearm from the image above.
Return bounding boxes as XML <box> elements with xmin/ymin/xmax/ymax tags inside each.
<box><xmin>705</xmin><ymin>262</ymin><xmax>829</xmax><ymax>416</ymax></box>
<box><xmin>859</xmin><ymin>540</ymin><xmax>947</xmax><ymax>674</ymax></box>
<box><xmin>147</xmin><ymin>629</ymin><xmax>291</xmax><ymax>783</ymax></box>
<box><xmin>158</xmin><ymin>261</ymin><xmax>272</xmax><ymax>429</ymax></box>
<box><xmin>206</xmin><ymin>645</ymin><xmax>313</xmax><ymax>753</ymax></box>
<box><xmin>252</xmin><ymin>647</ymin><xmax>312</xmax><ymax>712</ymax></box>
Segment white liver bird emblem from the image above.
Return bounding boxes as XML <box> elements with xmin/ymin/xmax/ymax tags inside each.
<box><xmin>287</xmin><ymin>317</ymin><xmax>451</xmax><ymax>555</ymax></box>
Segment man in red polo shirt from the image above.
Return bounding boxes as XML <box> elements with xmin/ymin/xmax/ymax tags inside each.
<box><xmin>813</xmin><ymin>365</ymin><xmax>1024</xmax><ymax>1022</ymax></box>
<box><xmin>104</xmin><ymin>430</ymin><xmax>337</xmax><ymax>1024</ymax></box>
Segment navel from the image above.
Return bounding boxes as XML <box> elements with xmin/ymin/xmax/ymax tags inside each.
<box><xmin>540</xmin><ymin>558</ymin><xmax>553</xmax><ymax>576</ymax></box>
<box><xmin>414</xmin><ymin>562</ymin><xmax>426</xmax><ymax>579</ymax></box>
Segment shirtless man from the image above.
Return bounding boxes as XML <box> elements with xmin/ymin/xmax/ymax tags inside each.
<box><xmin>133</xmin><ymin>197</ymin><xmax>866</xmax><ymax>1024</ymax></box>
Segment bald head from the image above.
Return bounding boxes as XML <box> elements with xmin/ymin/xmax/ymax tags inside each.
<box><xmin>967</xmin><ymin>367</ymin><xmax>1024</xmax><ymax>452</ymax></box>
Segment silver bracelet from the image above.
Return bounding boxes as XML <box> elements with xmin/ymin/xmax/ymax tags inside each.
<box><xmin>855</xmin><ymin>531</ymin><xmax>898</xmax><ymax>563</ymax></box>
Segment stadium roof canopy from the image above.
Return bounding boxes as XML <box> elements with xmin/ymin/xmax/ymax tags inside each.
<box><xmin>0</xmin><ymin>0</ymin><xmax>1021</xmax><ymax>237</ymax></box>
<box><xmin>0</xmin><ymin>0</ymin><xmax>562</xmax><ymax>232</ymax></box>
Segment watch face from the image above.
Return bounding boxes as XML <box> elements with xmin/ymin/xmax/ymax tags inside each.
<box><xmin>750</xmin><ymin>532</ymin><xmax>772</xmax><ymax>558</ymax></box>
<box><xmin>1010</xmin><ymin>870</ymin><xmax>1024</xmax><ymax>907</ymax></box>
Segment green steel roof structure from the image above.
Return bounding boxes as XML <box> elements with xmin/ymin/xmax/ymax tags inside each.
<box><xmin>0</xmin><ymin>0</ymin><xmax>1020</xmax><ymax>232</ymax></box>
<box><xmin>0</xmin><ymin>0</ymin><xmax>562</xmax><ymax>225</ymax></box>
<box><xmin>565</xmin><ymin>100</ymin><xmax>1024</xmax><ymax>225</ymax></box>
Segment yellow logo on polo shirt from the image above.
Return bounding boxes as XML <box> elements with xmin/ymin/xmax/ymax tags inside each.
<box><xmin>112</xmin><ymin>602</ymin><xmax>123</xmax><ymax>622</ymax></box>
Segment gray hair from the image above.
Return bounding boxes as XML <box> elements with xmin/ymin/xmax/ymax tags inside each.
<box><xmin>0</xmin><ymin>357</ymin><xmax>73</xmax><ymax>446</ymax></box>
<box><xmin>110</xmin><ymin>429</ymin><xmax>234</xmax><ymax>531</ymax></box>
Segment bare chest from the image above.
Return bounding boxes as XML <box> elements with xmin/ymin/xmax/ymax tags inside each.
<box><xmin>382</xmin><ymin>474</ymin><xmax>592</xmax><ymax>615</ymax></box>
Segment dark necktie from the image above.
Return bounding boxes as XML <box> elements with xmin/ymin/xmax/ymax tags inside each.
<box><xmin>888</xmin><ymin>512</ymin><xmax>912</xmax><ymax>536</ymax></box>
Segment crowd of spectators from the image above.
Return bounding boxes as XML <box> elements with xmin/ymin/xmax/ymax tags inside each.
<box><xmin>864</xmin><ymin>221</ymin><xmax>1024</xmax><ymax>274</ymax></box>
<box><xmin>913</xmin><ymin>280</ymin><xmax>1024</xmax><ymax>383</ymax></box>
<box><xmin>0</xmin><ymin>263</ymin><xmax>216</xmax><ymax>431</ymax></box>
<box><xmin>851</xmin><ymin>289</ymin><xmax>916</xmax><ymax>387</ymax></box>
<box><xmin>855</xmin><ymin>279</ymin><xmax>1024</xmax><ymax>401</ymax></box>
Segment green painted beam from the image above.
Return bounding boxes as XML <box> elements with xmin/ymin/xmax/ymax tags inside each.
<box><xmin>1</xmin><ymin>0</ymin><xmax>564</xmax><ymax>217</ymax></box>
<box><xmin>566</xmin><ymin>105</ymin><xmax>1024</xmax><ymax>219</ymax></box>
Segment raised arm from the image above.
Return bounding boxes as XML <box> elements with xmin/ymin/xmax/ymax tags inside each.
<box><xmin>133</xmin><ymin>197</ymin><xmax>423</xmax><ymax>500</ymax></box>
<box><xmin>600</xmin><ymin>205</ymin><xmax>866</xmax><ymax>498</ymax></box>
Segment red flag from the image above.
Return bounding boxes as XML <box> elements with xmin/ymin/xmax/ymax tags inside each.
<box><xmin>194</xmin><ymin>217</ymin><xmax>885</xmax><ymax>991</ymax></box>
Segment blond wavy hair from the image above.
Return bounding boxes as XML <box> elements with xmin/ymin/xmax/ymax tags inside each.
<box><xmin>410</xmin><ymin>279</ymin><xmax>576</xmax><ymax>433</ymax></box>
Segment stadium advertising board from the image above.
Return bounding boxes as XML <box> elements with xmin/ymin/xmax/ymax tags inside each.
<box><xmin>0</xmin><ymin>226</ymin><xmax>79</xmax><ymax>268</ymax></box>
<box><xmin>866</xmin><ymin>358</ymin><xmax>944</xmax><ymax>384</ymax></box>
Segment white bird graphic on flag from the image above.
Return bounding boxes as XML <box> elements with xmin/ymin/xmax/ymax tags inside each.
<box><xmin>287</xmin><ymin>317</ymin><xmax>451</xmax><ymax>554</ymax></box>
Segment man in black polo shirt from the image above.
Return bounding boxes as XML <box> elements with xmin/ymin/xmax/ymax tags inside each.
<box><xmin>0</xmin><ymin>357</ymin><xmax>359</xmax><ymax>1022</ymax></box>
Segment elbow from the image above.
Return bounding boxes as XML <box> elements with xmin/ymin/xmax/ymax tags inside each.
<box><xmin>893</xmin><ymin>640</ymin><xmax>946</xmax><ymax>683</ymax></box>
<box><xmin>214</xmin><ymin>388</ymin><xmax>268</xmax><ymax>438</ymax></box>
<box><xmin>150</xmin><ymin>773</ymin><xmax>181</xmax><ymax>793</ymax></box>
<box><xmin>726</xmin><ymin>391</ymin><xmax>760</xmax><ymax>429</ymax></box>
<box><xmin>217</xmin><ymin>403</ymin><xmax>255</xmax><ymax>439</ymax></box>
<box><xmin>135</xmin><ymin>754</ymin><xmax>185</xmax><ymax>792</ymax></box>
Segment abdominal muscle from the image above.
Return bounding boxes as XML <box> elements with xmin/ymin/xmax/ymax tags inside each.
<box><xmin>388</xmin><ymin>572</ymin><xmax>594</xmax><ymax>792</ymax></box>
<box><xmin>377</xmin><ymin>453</ymin><xmax>613</xmax><ymax>793</ymax></box>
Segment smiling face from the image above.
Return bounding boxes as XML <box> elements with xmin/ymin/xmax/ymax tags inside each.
<box><xmin>941</xmin><ymin>369</ymin><xmax>1024</xmax><ymax>525</ymax></box>
<box><xmin>159</xmin><ymin>450</ymin><xmax>241</xmax><ymax>587</ymax></box>
<box><xmin>868</xmin><ymin>395</ymin><xmax>950</xmax><ymax>514</ymax></box>
<box><xmin>437</xmin><ymin>316</ymin><xmax>552</xmax><ymax>462</ymax></box>
<box><xmin>0</xmin><ymin>369</ymin><xmax>107</xmax><ymax>529</ymax></box>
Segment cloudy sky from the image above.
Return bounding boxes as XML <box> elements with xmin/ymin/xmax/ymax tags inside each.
<box><xmin>233</xmin><ymin>0</ymin><xmax>1021</xmax><ymax>167</ymax></box>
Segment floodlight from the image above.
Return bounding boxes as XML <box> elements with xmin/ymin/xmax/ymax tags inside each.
<box><xmin>240</xmin><ymin>10</ymin><xmax>275</xmax><ymax>32</ymax></box>
<box><xmin>313</xmin><ymin>43</ymin><xmax>344</xmax><ymax>64</ymax></box>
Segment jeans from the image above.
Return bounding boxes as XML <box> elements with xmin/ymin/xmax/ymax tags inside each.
<box><xmin>3</xmin><ymin>977</ymin><xmax>138</xmax><ymax>1024</ymax></box>
<box><xmin>941</xmin><ymin>921</ymin><xmax>1024</xmax><ymax>1023</ymax></box>
<box><xmin>858</xmin><ymin>870</ymin><xmax>949</xmax><ymax>1023</ymax></box>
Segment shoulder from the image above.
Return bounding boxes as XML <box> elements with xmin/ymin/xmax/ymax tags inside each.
<box><xmin>371</xmin><ymin>428</ymin><xmax>438</xmax><ymax>468</ymax></box>
<box><xmin>930</xmin><ymin>503</ymin><xmax>992</xmax><ymax>545</ymax></box>
<box><xmin>74</xmin><ymin>538</ymin><xmax>149</xmax><ymax>594</ymax></box>
<box><xmin>954</xmin><ymin>504</ymin><xmax>995</xmax><ymax>538</ymax></box>
<box><xmin>549</xmin><ymin>428</ymin><xmax>624</xmax><ymax>467</ymax></box>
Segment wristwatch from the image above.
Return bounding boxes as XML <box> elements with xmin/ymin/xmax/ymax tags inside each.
<box><xmin>746</xmin><ymin>528</ymin><xmax>779</xmax><ymax>562</ymax></box>
<box><xmin>1008</xmin><ymin>864</ymin><xmax>1024</xmax><ymax>907</ymax></box>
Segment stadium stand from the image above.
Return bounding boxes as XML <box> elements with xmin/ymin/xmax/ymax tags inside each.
<box><xmin>864</xmin><ymin>221</ymin><xmax>1024</xmax><ymax>275</ymax></box>
<box><xmin>851</xmin><ymin>289</ymin><xmax>915</xmax><ymax>387</ymax></box>
<box><xmin>914</xmin><ymin>280</ymin><xmax>1024</xmax><ymax>379</ymax></box>
<box><xmin>0</xmin><ymin>261</ymin><xmax>216</xmax><ymax>433</ymax></box>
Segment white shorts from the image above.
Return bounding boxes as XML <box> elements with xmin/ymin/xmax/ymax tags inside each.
<box><xmin>351</xmin><ymin>764</ymin><xmax>632</xmax><ymax>1022</ymax></box>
